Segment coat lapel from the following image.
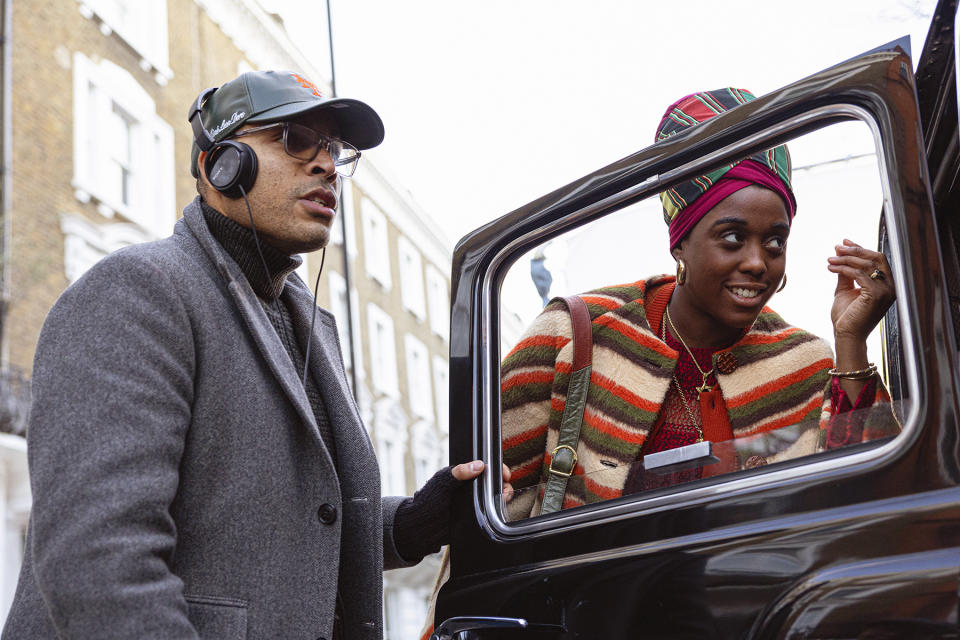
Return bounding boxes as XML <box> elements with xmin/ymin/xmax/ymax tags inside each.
<box><xmin>283</xmin><ymin>280</ymin><xmax>375</xmax><ymax>470</ymax></box>
<box><xmin>181</xmin><ymin>202</ymin><xmax>322</xmax><ymax>444</ymax></box>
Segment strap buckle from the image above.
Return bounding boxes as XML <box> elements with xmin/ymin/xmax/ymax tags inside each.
<box><xmin>548</xmin><ymin>445</ymin><xmax>578</xmax><ymax>478</ymax></box>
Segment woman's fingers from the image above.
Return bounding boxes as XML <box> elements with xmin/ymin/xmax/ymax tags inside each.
<box><xmin>829</xmin><ymin>240</ymin><xmax>893</xmax><ymax>289</ymax></box>
<box><xmin>828</xmin><ymin>239</ymin><xmax>896</xmax><ymax>341</ymax></box>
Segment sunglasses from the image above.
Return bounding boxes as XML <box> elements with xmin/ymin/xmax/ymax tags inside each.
<box><xmin>232</xmin><ymin>122</ymin><xmax>361</xmax><ymax>177</ymax></box>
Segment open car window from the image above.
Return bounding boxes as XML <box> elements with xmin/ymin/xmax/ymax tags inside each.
<box><xmin>495</xmin><ymin>117</ymin><xmax>909</xmax><ymax>524</ymax></box>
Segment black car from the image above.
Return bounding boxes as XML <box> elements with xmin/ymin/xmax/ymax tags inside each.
<box><xmin>433</xmin><ymin>1</ymin><xmax>960</xmax><ymax>638</ymax></box>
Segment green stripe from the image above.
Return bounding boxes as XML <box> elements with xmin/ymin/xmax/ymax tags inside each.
<box><xmin>502</xmin><ymin>382</ymin><xmax>552</xmax><ymax>411</ymax></box>
<box><xmin>503</xmin><ymin>435</ymin><xmax>550</xmax><ymax>474</ymax></box>
<box><xmin>592</xmin><ymin>324</ymin><xmax>675</xmax><ymax>370</ymax></box>
<box><xmin>502</xmin><ymin>343</ymin><xmax>560</xmax><ymax>370</ymax></box>
<box><xmin>727</xmin><ymin>373</ymin><xmax>828</xmax><ymax>428</ymax></box>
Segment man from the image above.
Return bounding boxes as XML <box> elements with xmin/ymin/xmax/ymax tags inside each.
<box><xmin>3</xmin><ymin>70</ymin><xmax>496</xmax><ymax>639</ymax></box>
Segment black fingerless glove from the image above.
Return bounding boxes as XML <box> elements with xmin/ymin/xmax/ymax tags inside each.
<box><xmin>392</xmin><ymin>465</ymin><xmax>461</xmax><ymax>563</ymax></box>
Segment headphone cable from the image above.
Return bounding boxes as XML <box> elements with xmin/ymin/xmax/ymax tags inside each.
<box><xmin>238</xmin><ymin>185</ymin><xmax>325</xmax><ymax>390</ymax></box>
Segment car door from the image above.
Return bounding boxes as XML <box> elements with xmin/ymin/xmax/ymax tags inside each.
<box><xmin>434</xmin><ymin>25</ymin><xmax>960</xmax><ymax>640</ymax></box>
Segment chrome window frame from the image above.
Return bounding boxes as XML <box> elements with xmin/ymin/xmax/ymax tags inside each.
<box><xmin>478</xmin><ymin>104</ymin><xmax>920</xmax><ymax>539</ymax></box>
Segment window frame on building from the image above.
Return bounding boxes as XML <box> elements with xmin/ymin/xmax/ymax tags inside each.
<box><xmin>398</xmin><ymin>236</ymin><xmax>427</xmax><ymax>319</ymax></box>
<box><xmin>72</xmin><ymin>52</ymin><xmax>176</xmax><ymax>239</ymax></box>
<box><xmin>425</xmin><ymin>264</ymin><xmax>449</xmax><ymax>342</ymax></box>
<box><xmin>77</xmin><ymin>0</ymin><xmax>172</xmax><ymax>82</ymax></box>
<box><xmin>432</xmin><ymin>355</ymin><xmax>450</xmax><ymax>436</ymax></box>
<box><xmin>403</xmin><ymin>334</ymin><xmax>433</xmax><ymax>421</ymax></box>
<box><xmin>362</xmin><ymin>197</ymin><xmax>392</xmax><ymax>291</ymax></box>
<box><xmin>366</xmin><ymin>303</ymin><xmax>399</xmax><ymax>397</ymax></box>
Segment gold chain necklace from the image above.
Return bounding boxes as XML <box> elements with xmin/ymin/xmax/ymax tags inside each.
<box><xmin>660</xmin><ymin>306</ymin><xmax>704</xmax><ymax>442</ymax></box>
<box><xmin>665</xmin><ymin>304</ymin><xmax>716</xmax><ymax>393</ymax></box>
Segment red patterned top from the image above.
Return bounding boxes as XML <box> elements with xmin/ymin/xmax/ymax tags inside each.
<box><xmin>624</xmin><ymin>308</ymin><xmax>878</xmax><ymax>493</ymax></box>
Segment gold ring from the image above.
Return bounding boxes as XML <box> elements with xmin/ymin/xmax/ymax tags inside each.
<box><xmin>869</xmin><ymin>268</ymin><xmax>885</xmax><ymax>281</ymax></box>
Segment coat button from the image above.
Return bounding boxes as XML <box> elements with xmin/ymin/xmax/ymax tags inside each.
<box><xmin>317</xmin><ymin>503</ymin><xmax>337</xmax><ymax>524</ymax></box>
<box><xmin>716</xmin><ymin>351</ymin><xmax>738</xmax><ymax>375</ymax></box>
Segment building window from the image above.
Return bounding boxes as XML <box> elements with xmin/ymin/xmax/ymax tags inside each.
<box><xmin>72</xmin><ymin>53</ymin><xmax>175</xmax><ymax>239</ymax></box>
<box><xmin>374</xmin><ymin>398</ymin><xmax>408</xmax><ymax>497</ymax></box>
<box><xmin>59</xmin><ymin>213</ymin><xmax>153</xmax><ymax>283</ymax></box>
<box><xmin>432</xmin><ymin>356</ymin><xmax>450</xmax><ymax>436</ymax></box>
<box><xmin>331</xmin><ymin>183</ymin><xmax>359</xmax><ymax>258</ymax></box>
<box><xmin>403</xmin><ymin>335</ymin><xmax>433</xmax><ymax>420</ymax></box>
<box><xmin>383</xmin><ymin>586</ymin><xmax>428</xmax><ymax>640</ymax></box>
<box><xmin>328</xmin><ymin>271</ymin><xmax>352</xmax><ymax>371</ymax></box>
<box><xmin>78</xmin><ymin>0</ymin><xmax>171</xmax><ymax>80</ymax></box>
<box><xmin>397</xmin><ymin>236</ymin><xmax>426</xmax><ymax>319</ymax></box>
<box><xmin>362</xmin><ymin>197</ymin><xmax>391</xmax><ymax>290</ymax></box>
<box><xmin>367</xmin><ymin>304</ymin><xmax>399</xmax><ymax>397</ymax></box>
<box><xmin>412</xmin><ymin>421</ymin><xmax>442</xmax><ymax>489</ymax></box>
<box><xmin>425</xmin><ymin>264</ymin><xmax>449</xmax><ymax>341</ymax></box>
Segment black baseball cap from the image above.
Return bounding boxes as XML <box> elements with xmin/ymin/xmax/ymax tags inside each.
<box><xmin>190</xmin><ymin>70</ymin><xmax>384</xmax><ymax>177</ymax></box>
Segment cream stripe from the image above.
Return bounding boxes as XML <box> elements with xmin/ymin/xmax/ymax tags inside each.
<box><xmin>731</xmin><ymin>387</ymin><xmax>824</xmax><ymax>437</ymax></box>
<box><xmin>720</xmin><ymin>338</ymin><xmax>833</xmax><ymax>399</ymax></box>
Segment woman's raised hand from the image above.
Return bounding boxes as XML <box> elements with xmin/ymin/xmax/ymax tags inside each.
<box><xmin>827</xmin><ymin>239</ymin><xmax>896</xmax><ymax>343</ymax></box>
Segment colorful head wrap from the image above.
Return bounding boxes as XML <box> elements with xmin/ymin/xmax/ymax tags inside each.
<box><xmin>656</xmin><ymin>88</ymin><xmax>796</xmax><ymax>250</ymax></box>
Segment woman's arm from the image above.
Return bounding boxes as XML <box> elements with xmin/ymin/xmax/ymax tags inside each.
<box><xmin>827</xmin><ymin>239</ymin><xmax>897</xmax><ymax>398</ymax></box>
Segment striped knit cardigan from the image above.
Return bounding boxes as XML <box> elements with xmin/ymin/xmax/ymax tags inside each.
<box><xmin>501</xmin><ymin>275</ymin><xmax>894</xmax><ymax>520</ymax></box>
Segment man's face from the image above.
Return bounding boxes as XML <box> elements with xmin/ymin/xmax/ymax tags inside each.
<box><xmin>202</xmin><ymin>111</ymin><xmax>343</xmax><ymax>255</ymax></box>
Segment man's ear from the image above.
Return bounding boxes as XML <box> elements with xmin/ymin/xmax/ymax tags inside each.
<box><xmin>198</xmin><ymin>150</ymin><xmax>209</xmax><ymax>181</ymax></box>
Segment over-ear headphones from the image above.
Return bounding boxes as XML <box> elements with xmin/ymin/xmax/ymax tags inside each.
<box><xmin>188</xmin><ymin>87</ymin><xmax>258</xmax><ymax>198</ymax></box>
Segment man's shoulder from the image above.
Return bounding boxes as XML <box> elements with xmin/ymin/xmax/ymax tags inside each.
<box><xmin>85</xmin><ymin>220</ymin><xmax>205</xmax><ymax>280</ymax></box>
<box><xmin>57</xmin><ymin>222</ymin><xmax>212</xmax><ymax>313</ymax></box>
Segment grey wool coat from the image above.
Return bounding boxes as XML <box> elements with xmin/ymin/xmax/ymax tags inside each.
<box><xmin>3</xmin><ymin>198</ymin><xmax>411</xmax><ymax>639</ymax></box>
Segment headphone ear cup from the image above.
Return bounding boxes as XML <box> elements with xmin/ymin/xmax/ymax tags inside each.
<box><xmin>204</xmin><ymin>140</ymin><xmax>258</xmax><ymax>198</ymax></box>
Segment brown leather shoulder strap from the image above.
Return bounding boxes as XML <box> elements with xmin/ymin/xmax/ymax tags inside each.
<box><xmin>562</xmin><ymin>295</ymin><xmax>592</xmax><ymax>371</ymax></box>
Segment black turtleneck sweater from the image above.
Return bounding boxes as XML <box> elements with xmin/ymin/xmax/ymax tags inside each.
<box><xmin>199</xmin><ymin>200</ymin><xmax>338</xmax><ymax>466</ymax></box>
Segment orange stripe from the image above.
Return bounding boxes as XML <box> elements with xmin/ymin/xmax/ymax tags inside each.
<box><xmin>582</xmin><ymin>408</ymin><xmax>648</xmax><ymax>445</ymax></box>
<box><xmin>590</xmin><ymin>371</ymin><xmax>664</xmax><ymax>414</ymax></box>
<box><xmin>507</xmin><ymin>334</ymin><xmax>569</xmax><ymax>358</ymax></box>
<box><xmin>726</xmin><ymin>359</ymin><xmax>832</xmax><ymax>408</ymax></box>
<box><xmin>510</xmin><ymin>456</ymin><xmax>545</xmax><ymax>482</ymax></box>
<box><xmin>580</xmin><ymin>295</ymin><xmax>620</xmax><ymax>309</ymax></box>
<box><xmin>584</xmin><ymin>475</ymin><xmax>622</xmax><ymax>500</ymax></box>
<box><xmin>594</xmin><ymin>315</ymin><xmax>676</xmax><ymax>358</ymax></box>
<box><xmin>501</xmin><ymin>369</ymin><xmax>555</xmax><ymax>392</ymax></box>
<box><xmin>550</xmin><ymin>397</ymin><xmax>566</xmax><ymax>414</ymax></box>
<box><xmin>503</xmin><ymin>423</ymin><xmax>547</xmax><ymax>450</ymax></box>
<box><xmin>734</xmin><ymin>395</ymin><xmax>822</xmax><ymax>437</ymax></box>
<box><xmin>735</xmin><ymin>327</ymin><xmax>803</xmax><ymax>345</ymax></box>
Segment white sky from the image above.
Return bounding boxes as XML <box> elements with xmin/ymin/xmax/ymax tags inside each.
<box><xmin>263</xmin><ymin>0</ymin><xmax>936</xmax><ymax>245</ymax></box>
<box><xmin>262</xmin><ymin>0</ymin><xmax>936</xmax><ymax>362</ymax></box>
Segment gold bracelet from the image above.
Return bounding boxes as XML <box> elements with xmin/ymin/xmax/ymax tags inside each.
<box><xmin>827</xmin><ymin>363</ymin><xmax>877</xmax><ymax>380</ymax></box>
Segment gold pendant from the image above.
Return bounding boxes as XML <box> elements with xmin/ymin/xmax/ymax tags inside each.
<box><xmin>696</xmin><ymin>374</ymin><xmax>713</xmax><ymax>393</ymax></box>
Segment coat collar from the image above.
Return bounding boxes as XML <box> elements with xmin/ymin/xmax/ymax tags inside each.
<box><xmin>180</xmin><ymin>197</ymin><xmax>353</xmax><ymax>463</ymax></box>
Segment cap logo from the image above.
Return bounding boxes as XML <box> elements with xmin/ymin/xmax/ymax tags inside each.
<box><xmin>210</xmin><ymin>111</ymin><xmax>245</xmax><ymax>137</ymax></box>
<box><xmin>290</xmin><ymin>73</ymin><xmax>323</xmax><ymax>98</ymax></box>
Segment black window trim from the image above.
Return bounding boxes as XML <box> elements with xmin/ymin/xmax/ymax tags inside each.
<box><xmin>477</xmin><ymin>102</ymin><xmax>922</xmax><ymax>540</ymax></box>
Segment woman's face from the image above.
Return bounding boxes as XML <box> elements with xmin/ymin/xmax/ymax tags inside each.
<box><xmin>672</xmin><ymin>185</ymin><xmax>790</xmax><ymax>337</ymax></box>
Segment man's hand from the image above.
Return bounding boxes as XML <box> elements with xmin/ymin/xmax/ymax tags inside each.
<box><xmin>451</xmin><ymin>461</ymin><xmax>513</xmax><ymax>502</ymax></box>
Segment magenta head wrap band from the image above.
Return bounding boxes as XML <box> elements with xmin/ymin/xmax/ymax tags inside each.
<box><xmin>656</xmin><ymin>88</ymin><xmax>796</xmax><ymax>250</ymax></box>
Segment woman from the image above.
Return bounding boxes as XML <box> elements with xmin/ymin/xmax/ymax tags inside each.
<box><xmin>501</xmin><ymin>88</ymin><xmax>899</xmax><ymax>520</ymax></box>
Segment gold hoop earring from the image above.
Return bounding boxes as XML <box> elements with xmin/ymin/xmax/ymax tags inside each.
<box><xmin>776</xmin><ymin>273</ymin><xmax>787</xmax><ymax>292</ymax></box>
<box><xmin>676</xmin><ymin>259</ymin><xmax>687</xmax><ymax>286</ymax></box>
